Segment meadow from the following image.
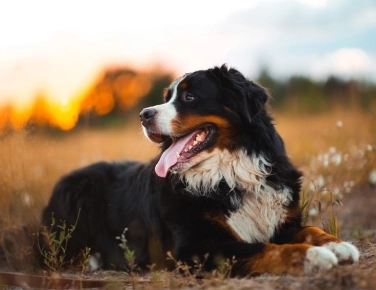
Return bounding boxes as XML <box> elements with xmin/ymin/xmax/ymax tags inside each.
<box><xmin>0</xmin><ymin>108</ymin><xmax>375</xmax><ymax>289</ymax></box>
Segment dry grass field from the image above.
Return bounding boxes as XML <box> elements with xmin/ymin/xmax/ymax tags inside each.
<box><xmin>0</xmin><ymin>108</ymin><xmax>375</xmax><ymax>289</ymax></box>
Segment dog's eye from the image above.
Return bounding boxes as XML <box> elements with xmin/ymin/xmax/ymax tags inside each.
<box><xmin>183</xmin><ymin>94</ymin><xmax>196</xmax><ymax>102</ymax></box>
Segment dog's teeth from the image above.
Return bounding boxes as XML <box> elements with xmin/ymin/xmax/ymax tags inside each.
<box><xmin>189</xmin><ymin>145</ymin><xmax>193</xmax><ymax>150</ymax></box>
<box><xmin>176</xmin><ymin>152</ymin><xmax>180</xmax><ymax>158</ymax></box>
<box><xmin>193</xmin><ymin>140</ymin><xmax>198</xmax><ymax>146</ymax></box>
<box><xmin>196</xmin><ymin>133</ymin><xmax>205</xmax><ymax>142</ymax></box>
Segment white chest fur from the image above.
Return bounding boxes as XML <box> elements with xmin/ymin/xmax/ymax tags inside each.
<box><xmin>177</xmin><ymin>148</ymin><xmax>292</xmax><ymax>242</ymax></box>
<box><xmin>226</xmin><ymin>186</ymin><xmax>291</xmax><ymax>243</ymax></box>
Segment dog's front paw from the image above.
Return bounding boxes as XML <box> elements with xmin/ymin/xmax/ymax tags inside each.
<box><xmin>323</xmin><ymin>241</ymin><xmax>359</xmax><ymax>264</ymax></box>
<box><xmin>304</xmin><ymin>246</ymin><xmax>338</xmax><ymax>274</ymax></box>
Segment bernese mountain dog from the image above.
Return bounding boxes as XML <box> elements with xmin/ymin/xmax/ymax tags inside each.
<box><xmin>40</xmin><ymin>65</ymin><xmax>359</xmax><ymax>276</ymax></box>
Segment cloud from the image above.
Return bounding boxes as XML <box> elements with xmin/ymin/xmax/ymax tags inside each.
<box><xmin>219</xmin><ymin>0</ymin><xmax>376</xmax><ymax>79</ymax></box>
<box><xmin>328</xmin><ymin>48</ymin><xmax>371</xmax><ymax>74</ymax></box>
<box><xmin>303</xmin><ymin>48</ymin><xmax>374</xmax><ymax>80</ymax></box>
<box><xmin>0</xmin><ymin>0</ymin><xmax>375</xmax><ymax>105</ymax></box>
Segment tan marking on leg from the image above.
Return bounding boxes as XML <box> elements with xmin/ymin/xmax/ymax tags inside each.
<box><xmin>291</xmin><ymin>226</ymin><xmax>341</xmax><ymax>246</ymax></box>
<box><xmin>246</xmin><ymin>243</ymin><xmax>311</xmax><ymax>276</ymax></box>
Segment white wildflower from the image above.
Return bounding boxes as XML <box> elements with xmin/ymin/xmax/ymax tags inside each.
<box><xmin>309</xmin><ymin>208</ymin><xmax>318</xmax><ymax>217</ymax></box>
<box><xmin>316</xmin><ymin>175</ymin><xmax>325</xmax><ymax>188</ymax></box>
<box><xmin>322</xmin><ymin>154</ymin><xmax>329</xmax><ymax>167</ymax></box>
<box><xmin>23</xmin><ymin>192</ymin><xmax>33</xmax><ymax>206</ymax></box>
<box><xmin>369</xmin><ymin>169</ymin><xmax>376</xmax><ymax>185</ymax></box>
<box><xmin>331</xmin><ymin>153</ymin><xmax>342</xmax><ymax>165</ymax></box>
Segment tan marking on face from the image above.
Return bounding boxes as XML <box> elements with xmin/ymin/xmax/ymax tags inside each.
<box><xmin>170</xmin><ymin>114</ymin><xmax>238</xmax><ymax>150</ymax></box>
<box><xmin>179</xmin><ymin>81</ymin><xmax>188</xmax><ymax>89</ymax></box>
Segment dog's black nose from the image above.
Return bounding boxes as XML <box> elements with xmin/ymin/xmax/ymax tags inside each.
<box><xmin>140</xmin><ymin>108</ymin><xmax>157</xmax><ymax>124</ymax></box>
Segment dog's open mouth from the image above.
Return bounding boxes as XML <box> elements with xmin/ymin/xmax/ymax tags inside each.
<box><xmin>154</xmin><ymin>127</ymin><xmax>214</xmax><ymax>178</ymax></box>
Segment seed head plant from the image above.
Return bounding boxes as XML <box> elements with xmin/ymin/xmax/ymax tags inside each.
<box><xmin>37</xmin><ymin>209</ymin><xmax>82</xmax><ymax>272</ymax></box>
<box><xmin>116</xmin><ymin>228</ymin><xmax>137</xmax><ymax>272</ymax></box>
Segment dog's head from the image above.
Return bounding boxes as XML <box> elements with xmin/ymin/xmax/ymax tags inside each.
<box><xmin>140</xmin><ymin>64</ymin><xmax>284</xmax><ymax>197</ymax></box>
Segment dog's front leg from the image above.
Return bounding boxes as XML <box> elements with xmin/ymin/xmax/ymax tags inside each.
<box><xmin>231</xmin><ymin>242</ymin><xmax>340</xmax><ymax>276</ymax></box>
<box><xmin>177</xmin><ymin>240</ymin><xmax>340</xmax><ymax>277</ymax></box>
<box><xmin>290</xmin><ymin>226</ymin><xmax>359</xmax><ymax>264</ymax></box>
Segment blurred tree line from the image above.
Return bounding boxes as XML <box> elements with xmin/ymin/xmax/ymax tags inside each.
<box><xmin>257</xmin><ymin>68</ymin><xmax>376</xmax><ymax>114</ymax></box>
<box><xmin>77</xmin><ymin>66</ymin><xmax>376</xmax><ymax>128</ymax></box>
<box><xmin>76</xmin><ymin>68</ymin><xmax>173</xmax><ymax>128</ymax></box>
<box><xmin>1</xmin><ymin>65</ymin><xmax>375</xmax><ymax>133</ymax></box>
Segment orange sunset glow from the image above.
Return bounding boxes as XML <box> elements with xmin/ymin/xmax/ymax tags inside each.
<box><xmin>1</xmin><ymin>1</ymin><xmax>375</xmax><ymax>135</ymax></box>
<box><xmin>0</xmin><ymin>70</ymin><xmax>153</xmax><ymax>133</ymax></box>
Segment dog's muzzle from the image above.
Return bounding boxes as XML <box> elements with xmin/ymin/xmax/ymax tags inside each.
<box><xmin>140</xmin><ymin>108</ymin><xmax>157</xmax><ymax>127</ymax></box>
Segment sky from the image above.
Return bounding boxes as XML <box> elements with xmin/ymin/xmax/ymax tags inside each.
<box><xmin>0</xmin><ymin>0</ymin><xmax>375</xmax><ymax>107</ymax></box>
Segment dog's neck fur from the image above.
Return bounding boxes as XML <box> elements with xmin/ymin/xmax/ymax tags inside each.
<box><xmin>176</xmin><ymin>149</ymin><xmax>276</xmax><ymax>202</ymax></box>
<box><xmin>175</xmin><ymin>148</ymin><xmax>293</xmax><ymax>242</ymax></box>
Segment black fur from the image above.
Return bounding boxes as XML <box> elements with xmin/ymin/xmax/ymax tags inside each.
<box><xmin>39</xmin><ymin>65</ymin><xmax>304</xmax><ymax>275</ymax></box>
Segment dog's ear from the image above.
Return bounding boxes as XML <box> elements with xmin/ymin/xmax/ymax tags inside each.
<box><xmin>210</xmin><ymin>64</ymin><xmax>269</xmax><ymax>123</ymax></box>
<box><xmin>242</xmin><ymin>79</ymin><xmax>269</xmax><ymax>123</ymax></box>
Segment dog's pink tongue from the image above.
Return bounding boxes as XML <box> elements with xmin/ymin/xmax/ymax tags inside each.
<box><xmin>155</xmin><ymin>132</ymin><xmax>196</xmax><ymax>178</ymax></box>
